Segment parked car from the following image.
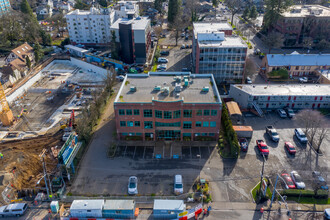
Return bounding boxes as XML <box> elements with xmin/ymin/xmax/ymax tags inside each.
<box><xmin>312</xmin><ymin>171</ymin><xmax>329</xmax><ymax>190</ymax></box>
<box><xmin>116</xmin><ymin>75</ymin><xmax>125</xmax><ymax>81</ymax></box>
<box><xmin>265</xmin><ymin>126</ymin><xmax>280</xmax><ymax>142</ymax></box>
<box><xmin>284</xmin><ymin>142</ymin><xmax>296</xmax><ymax>155</ymax></box>
<box><xmin>174</xmin><ymin>175</ymin><xmax>183</xmax><ymax>195</ymax></box>
<box><xmin>185</xmin><ymin>45</ymin><xmax>190</xmax><ymax>49</ymax></box>
<box><xmin>325</xmin><ymin>208</ymin><xmax>330</xmax><ymax>219</ymax></box>
<box><xmin>128</xmin><ymin>176</ymin><xmax>138</xmax><ymax>195</ymax></box>
<box><xmin>157</xmin><ymin>64</ymin><xmax>167</xmax><ymax>71</ymax></box>
<box><xmin>290</xmin><ymin>171</ymin><xmax>305</xmax><ymax>189</ymax></box>
<box><xmin>181</xmin><ymin>32</ymin><xmax>185</xmax><ymax>37</ymax></box>
<box><xmin>181</xmin><ymin>44</ymin><xmax>185</xmax><ymax>49</ymax></box>
<box><xmin>294</xmin><ymin>128</ymin><xmax>308</xmax><ymax>144</ymax></box>
<box><xmin>277</xmin><ymin>109</ymin><xmax>287</xmax><ymax>118</ymax></box>
<box><xmin>158</xmin><ymin>57</ymin><xmax>168</xmax><ymax>63</ymax></box>
<box><xmin>284</xmin><ymin>107</ymin><xmax>295</xmax><ymax>118</ymax></box>
<box><xmin>0</xmin><ymin>203</ymin><xmax>28</xmax><ymax>217</ymax></box>
<box><xmin>299</xmin><ymin>77</ymin><xmax>308</xmax><ymax>83</ymax></box>
<box><xmin>281</xmin><ymin>173</ymin><xmax>296</xmax><ymax>189</ymax></box>
<box><xmin>246</xmin><ymin>77</ymin><xmax>252</xmax><ymax>84</ymax></box>
<box><xmin>256</xmin><ymin>140</ymin><xmax>269</xmax><ymax>157</ymax></box>
<box><xmin>181</xmin><ymin>68</ymin><xmax>190</xmax><ymax>72</ymax></box>
<box><xmin>239</xmin><ymin>138</ymin><xmax>248</xmax><ymax>152</ymax></box>
<box><xmin>160</xmin><ymin>50</ymin><xmax>170</xmax><ymax>56</ymax></box>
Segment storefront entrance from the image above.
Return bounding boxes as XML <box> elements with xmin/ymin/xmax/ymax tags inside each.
<box><xmin>156</xmin><ymin>130</ymin><xmax>181</xmax><ymax>140</ymax></box>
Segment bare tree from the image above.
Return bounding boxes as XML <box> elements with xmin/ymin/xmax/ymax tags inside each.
<box><xmin>225</xmin><ymin>0</ymin><xmax>242</xmax><ymax>25</ymax></box>
<box><xmin>316</xmin><ymin>122</ymin><xmax>329</xmax><ymax>153</ymax></box>
<box><xmin>170</xmin><ymin>15</ymin><xmax>188</xmax><ymax>46</ymax></box>
<box><xmin>263</xmin><ymin>31</ymin><xmax>284</xmax><ymax>53</ymax></box>
<box><xmin>244</xmin><ymin>58</ymin><xmax>257</xmax><ymax>79</ymax></box>
<box><xmin>154</xmin><ymin>26</ymin><xmax>163</xmax><ymax>38</ymax></box>
<box><xmin>186</xmin><ymin>0</ymin><xmax>200</xmax><ymax>23</ymax></box>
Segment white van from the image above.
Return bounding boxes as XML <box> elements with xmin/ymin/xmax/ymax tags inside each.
<box><xmin>0</xmin><ymin>203</ymin><xmax>28</xmax><ymax>217</ymax></box>
<box><xmin>174</xmin><ymin>175</ymin><xmax>183</xmax><ymax>195</ymax></box>
<box><xmin>158</xmin><ymin>57</ymin><xmax>168</xmax><ymax>63</ymax></box>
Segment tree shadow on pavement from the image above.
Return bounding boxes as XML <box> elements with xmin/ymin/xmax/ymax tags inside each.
<box><xmin>222</xmin><ymin>158</ymin><xmax>237</xmax><ymax>176</ymax></box>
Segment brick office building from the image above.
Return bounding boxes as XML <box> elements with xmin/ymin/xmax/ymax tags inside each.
<box><xmin>114</xmin><ymin>72</ymin><xmax>222</xmax><ymax>141</ymax></box>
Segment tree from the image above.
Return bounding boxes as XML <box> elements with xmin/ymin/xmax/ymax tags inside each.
<box><xmin>74</xmin><ymin>0</ymin><xmax>90</xmax><ymax>10</ymax></box>
<box><xmin>0</xmin><ymin>12</ymin><xmax>23</xmax><ymax>46</ymax></box>
<box><xmin>225</xmin><ymin>0</ymin><xmax>242</xmax><ymax>25</ymax></box>
<box><xmin>263</xmin><ymin>31</ymin><xmax>284</xmax><ymax>53</ymax></box>
<box><xmin>34</xmin><ymin>43</ymin><xmax>43</xmax><ymax>63</ymax></box>
<box><xmin>242</xmin><ymin>7</ymin><xmax>250</xmax><ymax>20</ymax></box>
<box><xmin>26</xmin><ymin>56</ymin><xmax>31</xmax><ymax>69</ymax></box>
<box><xmin>186</xmin><ymin>0</ymin><xmax>200</xmax><ymax>23</ymax></box>
<box><xmin>168</xmin><ymin>0</ymin><xmax>181</xmax><ymax>24</ymax></box>
<box><xmin>244</xmin><ymin>58</ymin><xmax>257</xmax><ymax>78</ymax></box>
<box><xmin>263</xmin><ymin>0</ymin><xmax>293</xmax><ymax>31</ymax></box>
<box><xmin>60</xmin><ymin>37</ymin><xmax>70</xmax><ymax>48</ymax></box>
<box><xmin>154</xmin><ymin>26</ymin><xmax>163</xmax><ymax>38</ymax></box>
<box><xmin>49</xmin><ymin>12</ymin><xmax>66</xmax><ymax>37</ymax></box>
<box><xmin>315</xmin><ymin>39</ymin><xmax>330</xmax><ymax>51</ymax></box>
<box><xmin>40</xmin><ymin>30</ymin><xmax>52</xmax><ymax>46</ymax></box>
<box><xmin>302</xmin><ymin>37</ymin><xmax>313</xmax><ymax>50</ymax></box>
<box><xmin>212</xmin><ymin>0</ymin><xmax>219</xmax><ymax>8</ymax></box>
<box><xmin>154</xmin><ymin>0</ymin><xmax>163</xmax><ymax>13</ymax></box>
<box><xmin>98</xmin><ymin>0</ymin><xmax>109</xmax><ymax>7</ymax></box>
<box><xmin>249</xmin><ymin>5</ymin><xmax>258</xmax><ymax>20</ymax></box>
<box><xmin>110</xmin><ymin>31</ymin><xmax>119</xmax><ymax>59</ymax></box>
<box><xmin>316</xmin><ymin>122</ymin><xmax>329</xmax><ymax>153</ymax></box>
<box><xmin>170</xmin><ymin>14</ymin><xmax>187</xmax><ymax>46</ymax></box>
<box><xmin>20</xmin><ymin>0</ymin><xmax>33</xmax><ymax>16</ymax></box>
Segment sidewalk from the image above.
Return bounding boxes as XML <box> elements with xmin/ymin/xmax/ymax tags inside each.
<box><xmin>210</xmin><ymin>201</ymin><xmax>327</xmax><ymax>212</ymax></box>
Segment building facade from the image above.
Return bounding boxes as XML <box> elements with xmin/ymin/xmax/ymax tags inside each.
<box><xmin>192</xmin><ymin>22</ymin><xmax>247</xmax><ymax>84</ymax></box>
<box><xmin>272</xmin><ymin>5</ymin><xmax>330</xmax><ymax>46</ymax></box>
<box><xmin>110</xmin><ymin>17</ymin><xmax>151</xmax><ymax>64</ymax></box>
<box><xmin>0</xmin><ymin>0</ymin><xmax>11</xmax><ymax>15</ymax></box>
<box><xmin>115</xmin><ymin>1</ymin><xmax>139</xmax><ymax>20</ymax></box>
<box><xmin>114</xmin><ymin>72</ymin><xmax>222</xmax><ymax>141</ymax></box>
<box><xmin>261</xmin><ymin>52</ymin><xmax>330</xmax><ymax>77</ymax></box>
<box><xmin>229</xmin><ymin>84</ymin><xmax>330</xmax><ymax>110</ymax></box>
<box><xmin>66</xmin><ymin>7</ymin><xmax>115</xmax><ymax>45</ymax></box>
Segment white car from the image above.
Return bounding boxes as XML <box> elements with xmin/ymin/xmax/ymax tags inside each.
<box><xmin>128</xmin><ymin>176</ymin><xmax>138</xmax><ymax>195</ymax></box>
<box><xmin>325</xmin><ymin>208</ymin><xmax>330</xmax><ymax>219</ymax></box>
<box><xmin>299</xmin><ymin>77</ymin><xmax>308</xmax><ymax>83</ymax></box>
<box><xmin>290</xmin><ymin>171</ymin><xmax>305</xmax><ymax>189</ymax></box>
<box><xmin>157</xmin><ymin>64</ymin><xmax>167</xmax><ymax>71</ymax></box>
<box><xmin>174</xmin><ymin>175</ymin><xmax>183</xmax><ymax>195</ymax></box>
<box><xmin>158</xmin><ymin>57</ymin><xmax>168</xmax><ymax>63</ymax></box>
<box><xmin>277</xmin><ymin>109</ymin><xmax>287</xmax><ymax>118</ymax></box>
<box><xmin>294</xmin><ymin>128</ymin><xmax>308</xmax><ymax>144</ymax></box>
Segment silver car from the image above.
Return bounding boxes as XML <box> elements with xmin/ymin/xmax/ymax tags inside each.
<box><xmin>290</xmin><ymin>171</ymin><xmax>305</xmax><ymax>189</ymax></box>
<box><xmin>128</xmin><ymin>176</ymin><xmax>138</xmax><ymax>195</ymax></box>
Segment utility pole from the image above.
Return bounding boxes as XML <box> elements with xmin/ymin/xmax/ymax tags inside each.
<box><xmin>258</xmin><ymin>154</ymin><xmax>266</xmax><ymax>197</ymax></box>
<box><xmin>39</xmin><ymin>149</ymin><xmax>52</xmax><ymax>199</ymax></box>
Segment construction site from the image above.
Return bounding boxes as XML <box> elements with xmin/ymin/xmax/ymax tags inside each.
<box><xmin>0</xmin><ymin>56</ymin><xmax>109</xmax><ymax>204</ymax></box>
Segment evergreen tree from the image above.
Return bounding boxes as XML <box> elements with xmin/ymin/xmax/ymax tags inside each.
<box><xmin>249</xmin><ymin>5</ymin><xmax>258</xmax><ymax>20</ymax></box>
<box><xmin>168</xmin><ymin>0</ymin><xmax>180</xmax><ymax>24</ymax></box>
<box><xmin>263</xmin><ymin>0</ymin><xmax>293</xmax><ymax>31</ymax></box>
<box><xmin>154</xmin><ymin>0</ymin><xmax>162</xmax><ymax>12</ymax></box>
<box><xmin>34</xmin><ymin>43</ymin><xmax>43</xmax><ymax>63</ymax></box>
<box><xmin>242</xmin><ymin>7</ymin><xmax>250</xmax><ymax>19</ymax></box>
<box><xmin>212</xmin><ymin>0</ymin><xmax>219</xmax><ymax>8</ymax></box>
<box><xmin>26</xmin><ymin>56</ymin><xmax>31</xmax><ymax>69</ymax></box>
<box><xmin>40</xmin><ymin>30</ymin><xmax>52</xmax><ymax>46</ymax></box>
<box><xmin>20</xmin><ymin>0</ymin><xmax>33</xmax><ymax>17</ymax></box>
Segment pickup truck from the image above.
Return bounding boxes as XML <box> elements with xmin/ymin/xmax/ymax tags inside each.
<box><xmin>256</xmin><ymin>140</ymin><xmax>269</xmax><ymax>156</ymax></box>
<box><xmin>265</xmin><ymin>126</ymin><xmax>280</xmax><ymax>142</ymax></box>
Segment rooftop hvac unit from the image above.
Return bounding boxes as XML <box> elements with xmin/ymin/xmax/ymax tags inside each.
<box><xmin>130</xmin><ymin>86</ymin><xmax>136</xmax><ymax>92</ymax></box>
<box><xmin>162</xmin><ymin>86</ymin><xmax>169</xmax><ymax>95</ymax></box>
<box><xmin>175</xmin><ymin>83</ymin><xmax>181</xmax><ymax>92</ymax></box>
<box><xmin>154</xmin><ymin>86</ymin><xmax>161</xmax><ymax>91</ymax></box>
<box><xmin>184</xmin><ymin>79</ymin><xmax>189</xmax><ymax>87</ymax></box>
<box><xmin>202</xmin><ymin>86</ymin><xmax>209</xmax><ymax>92</ymax></box>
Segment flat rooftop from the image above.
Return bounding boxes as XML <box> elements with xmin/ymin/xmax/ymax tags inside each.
<box><xmin>111</xmin><ymin>17</ymin><xmax>149</xmax><ymax>30</ymax></box>
<box><xmin>282</xmin><ymin>5</ymin><xmax>330</xmax><ymax>17</ymax></box>
<box><xmin>115</xmin><ymin>72</ymin><xmax>221</xmax><ymax>104</ymax></box>
<box><xmin>198</xmin><ymin>36</ymin><xmax>247</xmax><ymax>48</ymax></box>
<box><xmin>103</xmin><ymin>200</ymin><xmax>135</xmax><ymax>210</ymax></box>
<box><xmin>232</xmin><ymin>84</ymin><xmax>330</xmax><ymax>96</ymax></box>
<box><xmin>266</xmin><ymin>52</ymin><xmax>330</xmax><ymax>66</ymax></box>
<box><xmin>193</xmin><ymin>22</ymin><xmax>232</xmax><ymax>35</ymax></box>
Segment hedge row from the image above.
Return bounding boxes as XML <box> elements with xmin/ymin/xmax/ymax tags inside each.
<box><xmin>221</xmin><ymin>103</ymin><xmax>240</xmax><ymax>158</ymax></box>
<box><xmin>281</xmin><ymin>189</ymin><xmax>328</xmax><ymax>199</ymax></box>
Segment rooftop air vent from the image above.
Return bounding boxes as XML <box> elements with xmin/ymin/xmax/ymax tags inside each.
<box><xmin>154</xmin><ymin>86</ymin><xmax>161</xmax><ymax>91</ymax></box>
<box><xmin>202</xmin><ymin>87</ymin><xmax>209</xmax><ymax>92</ymax></box>
<box><xmin>130</xmin><ymin>86</ymin><xmax>136</xmax><ymax>92</ymax></box>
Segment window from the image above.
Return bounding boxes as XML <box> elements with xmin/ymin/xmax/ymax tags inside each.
<box><xmin>211</xmin><ymin>110</ymin><xmax>217</xmax><ymax>116</ymax></box>
<box><xmin>144</xmin><ymin>109</ymin><xmax>152</xmax><ymax>117</ymax></box>
<box><xmin>127</xmin><ymin>121</ymin><xmax>133</xmax><ymax>127</ymax></box>
<box><xmin>210</xmin><ymin>121</ymin><xmax>216</xmax><ymax>127</ymax></box>
<box><xmin>203</xmin><ymin>121</ymin><xmax>209</xmax><ymax>127</ymax></box>
<box><xmin>126</xmin><ymin>109</ymin><xmax>132</xmax><ymax>115</ymax></box>
<box><xmin>135</xmin><ymin>121</ymin><xmax>140</xmax><ymax>127</ymax></box>
<box><xmin>164</xmin><ymin>111</ymin><xmax>172</xmax><ymax>119</ymax></box>
<box><xmin>174</xmin><ymin>110</ymin><xmax>181</xmax><ymax>118</ymax></box>
<box><xmin>183</xmin><ymin>110</ymin><xmax>192</xmax><ymax>118</ymax></box>
<box><xmin>134</xmin><ymin>109</ymin><xmax>140</xmax><ymax>115</ymax></box>
<box><xmin>295</xmin><ymin>66</ymin><xmax>299</xmax><ymax>70</ymax></box>
<box><xmin>196</xmin><ymin>121</ymin><xmax>202</xmax><ymax>127</ymax></box>
<box><xmin>209</xmin><ymin>133</ymin><xmax>215</xmax><ymax>136</ymax></box>
<box><xmin>119</xmin><ymin>109</ymin><xmax>125</xmax><ymax>115</ymax></box>
<box><xmin>144</xmin><ymin>121</ymin><xmax>153</xmax><ymax>129</ymax></box>
<box><xmin>204</xmin><ymin>110</ymin><xmax>210</xmax><ymax>116</ymax></box>
<box><xmin>155</xmin><ymin>122</ymin><xmax>181</xmax><ymax>127</ymax></box>
<box><xmin>202</xmin><ymin>133</ymin><xmax>208</xmax><ymax>136</ymax></box>
<box><xmin>183</xmin><ymin>121</ymin><xmax>192</xmax><ymax>129</ymax></box>
<box><xmin>120</xmin><ymin>121</ymin><xmax>126</xmax><ymax>127</ymax></box>
<box><xmin>197</xmin><ymin>110</ymin><xmax>202</xmax><ymax>116</ymax></box>
<box><xmin>155</xmin><ymin>110</ymin><xmax>162</xmax><ymax>118</ymax></box>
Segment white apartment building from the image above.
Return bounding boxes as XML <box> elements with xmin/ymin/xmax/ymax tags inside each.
<box><xmin>115</xmin><ymin>1</ymin><xmax>139</xmax><ymax>20</ymax></box>
<box><xmin>66</xmin><ymin>7</ymin><xmax>115</xmax><ymax>45</ymax></box>
<box><xmin>192</xmin><ymin>22</ymin><xmax>247</xmax><ymax>84</ymax></box>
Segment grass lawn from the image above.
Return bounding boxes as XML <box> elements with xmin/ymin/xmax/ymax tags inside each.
<box><xmin>251</xmin><ymin>179</ymin><xmax>272</xmax><ymax>202</ymax></box>
<box><xmin>52</xmin><ymin>39</ymin><xmax>62</xmax><ymax>46</ymax></box>
<box><xmin>286</xmin><ymin>197</ymin><xmax>330</xmax><ymax>204</ymax></box>
<box><xmin>151</xmin><ymin>63</ymin><xmax>157</xmax><ymax>72</ymax></box>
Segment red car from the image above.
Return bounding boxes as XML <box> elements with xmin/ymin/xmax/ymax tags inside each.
<box><xmin>256</xmin><ymin>140</ymin><xmax>269</xmax><ymax>156</ymax></box>
<box><xmin>285</xmin><ymin>142</ymin><xmax>296</xmax><ymax>155</ymax></box>
<box><xmin>281</xmin><ymin>173</ymin><xmax>296</xmax><ymax>189</ymax></box>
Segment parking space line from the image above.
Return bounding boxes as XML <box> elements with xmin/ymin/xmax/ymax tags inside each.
<box><xmin>123</xmin><ymin>146</ymin><xmax>127</xmax><ymax>157</ymax></box>
<box><xmin>190</xmin><ymin>147</ymin><xmax>192</xmax><ymax>159</ymax></box>
<box><xmin>208</xmin><ymin>146</ymin><xmax>211</xmax><ymax>155</ymax></box>
<box><xmin>152</xmin><ymin>146</ymin><xmax>155</xmax><ymax>159</ymax></box>
<box><xmin>142</xmin><ymin>146</ymin><xmax>146</xmax><ymax>159</ymax></box>
<box><xmin>133</xmin><ymin>146</ymin><xmax>136</xmax><ymax>159</ymax></box>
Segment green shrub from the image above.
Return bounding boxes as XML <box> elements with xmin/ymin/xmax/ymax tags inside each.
<box><xmin>268</xmin><ymin>69</ymin><xmax>289</xmax><ymax>79</ymax></box>
<box><xmin>281</xmin><ymin>189</ymin><xmax>328</xmax><ymax>199</ymax></box>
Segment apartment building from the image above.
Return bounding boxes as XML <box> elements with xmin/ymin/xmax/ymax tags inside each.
<box><xmin>229</xmin><ymin>84</ymin><xmax>330</xmax><ymax>110</ymax></box>
<box><xmin>261</xmin><ymin>52</ymin><xmax>330</xmax><ymax>77</ymax></box>
<box><xmin>110</xmin><ymin>17</ymin><xmax>151</xmax><ymax>64</ymax></box>
<box><xmin>66</xmin><ymin>7</ymin><xmax>115</xmax><ymax>45</ymax></box>
<box><xmin>192</xmin><ymin>22</ymin><xmax>247</xmax><ymax>84</ymax></box>
<box><xmin>114</xmin><ymin>72</ymin><xmax>222</xmax><ymax>141</ymax></box>
<box><xmin>0</xmin><ymin>0</ymin><xmax>11</xmax><ymax>14</ymax></box>
<box><xmin>272</xmin><ymin>5</ymin><xmax>330</xmax><ymax>46</ymax></box>
<box><xmin>115</xmin><ymin>1</ymin><xmax>139</xmax><ymax>20</ymax></box>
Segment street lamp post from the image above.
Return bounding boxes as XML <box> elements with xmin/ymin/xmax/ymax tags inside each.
<box><xmin>258</xmin><ymin>154</ymin><xmax>266</xmax><ymax>198</ymax></box>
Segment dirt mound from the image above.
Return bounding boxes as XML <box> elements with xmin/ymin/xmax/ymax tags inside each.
<box><xmin>0</xmin><ymin>133</ymin><xmax>63</xmax><ymax>190</ymax></box>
